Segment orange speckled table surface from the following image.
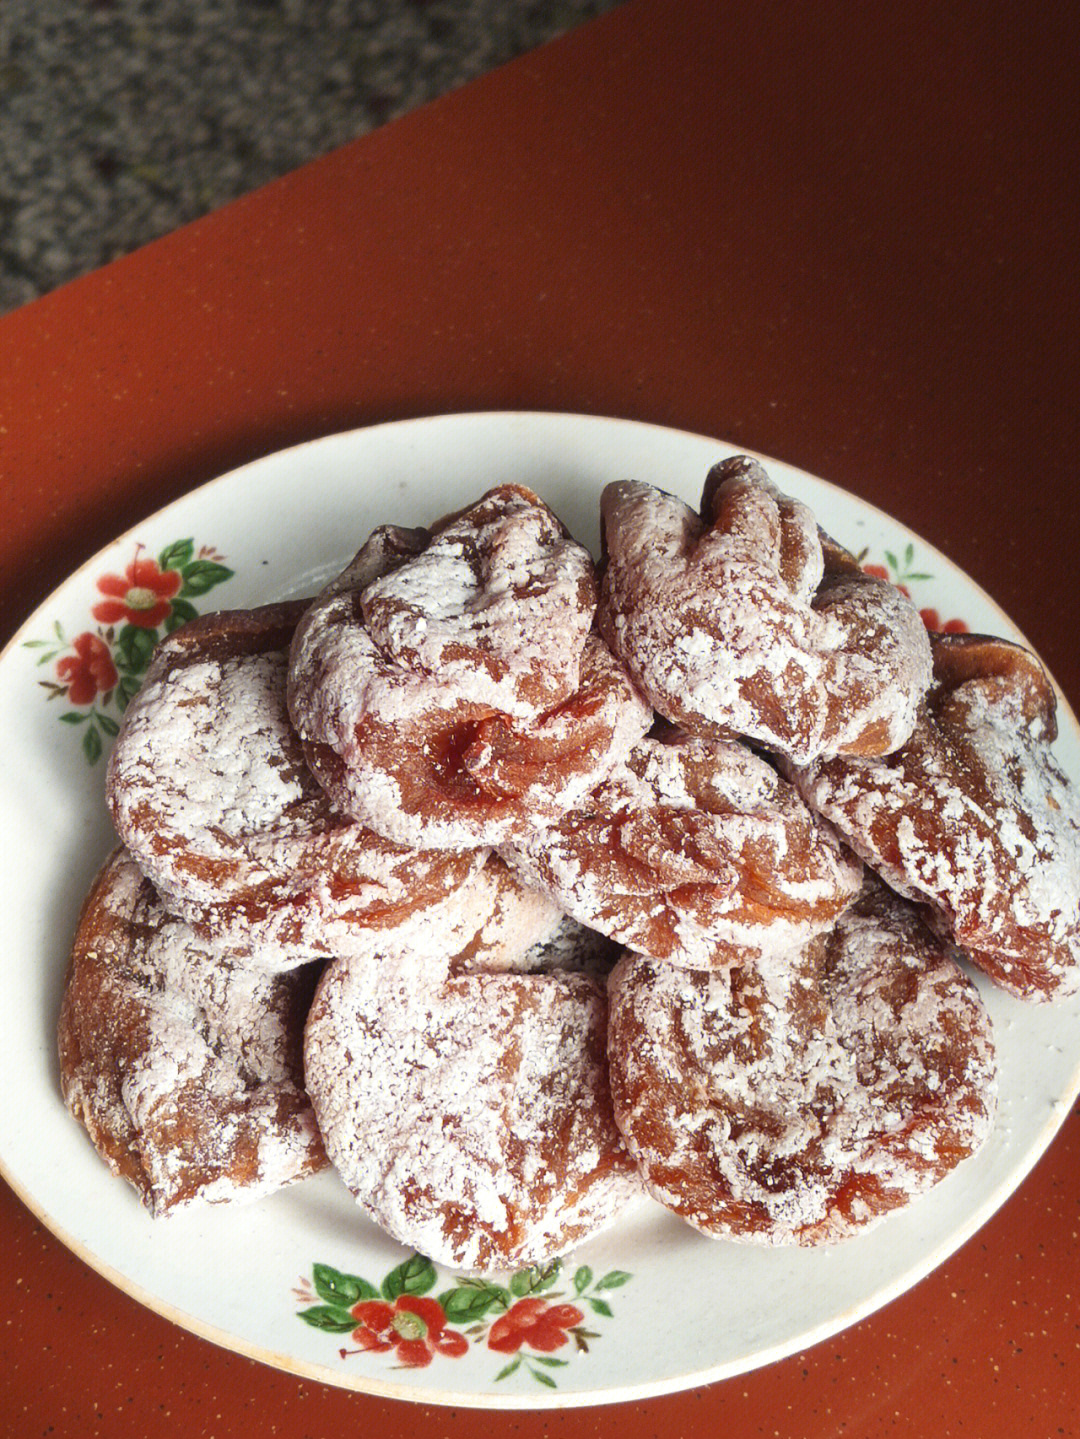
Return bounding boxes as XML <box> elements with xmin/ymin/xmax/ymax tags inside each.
<box><xmin>2</xmin><ymin>1</ymin><xmax>1079</xmax><ymax>1434</ymax></box>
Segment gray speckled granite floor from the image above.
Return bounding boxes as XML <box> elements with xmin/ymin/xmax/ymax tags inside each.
<box><xmin>0</xmin><ymin>0</ymin><xmax>622</xmax><ymax>314</ymax></box>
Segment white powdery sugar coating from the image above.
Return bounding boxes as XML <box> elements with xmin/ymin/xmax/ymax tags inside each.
<box><xmin>163</xmin><ymin>841</ymin><xmax>491</xmax><ymax>973</ymax></box>
<box><xmin>487</xmin><ymin>635</ymin><xmax>655</xmax><ymax>805</ymax></box>
<box><xmin>598</xmin><ymin>468</ymin><xmax>933</xmax><ymax>763</ymax></box>
<box><xmin>110</xmin><ymin>648</ymin><xmax>310</xmax><ymax>885</ymax></box>
<box><xmin>353</xmin><ymin>641</ymin><xmax>648</xmax><ymax>851</ymax></box>
<box><xmin>502</xmin><ymin>732</ymin><xmax>863</xmax><ymax>971</ymax></box>
<box><xmin>607</xmin><ymin>879</ymin><xmax>997</xmax><ymax>1245</ymax></box>
<box><xmin>291</xmin><ymin>523</ymin><xmax>652</xmax><ymax>849</ymax></box>
<box><xmin>109</xmin><ymin>607</ymin><xmax>481</xmax><ymax>968</ymax></box>
<box><xmin>304</xmin><ymin>962</ymin><xmax>639</xmax><ymax>1273</ymax></box>
<box><xmin>813</xmin><ymin>569</ymin><xmax>933</xmax><ymax>754</ymax></box>
<box><xmin>288</xmin><ymin>588</ymin><xmax>508</xmax><ymax>844</ymax></box>
<box><xmin>445</xmin><ymin>859</ymin><xmax>565</xmax><ymax>975</ymax></box>
<box><xmin>361</xmin><ymin>487</ymin><xmax>597</xmax><ymax>718</ymax></box>
<box><xmin>443</xmin><ymin>863</ymin><xmax>621</xmax><ymax>979</ymax></box>
<box><xmin>790</xmin><ymin>659</ymin><xmax>1080</xmax><ymax>1001</ymax></box>
<box><xmin>58</xmin><ymin>850</ymin><xmax>325</xmax><ymax>1217</ymax></box>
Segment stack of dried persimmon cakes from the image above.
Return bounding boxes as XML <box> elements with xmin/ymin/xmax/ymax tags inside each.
<box><xmin>59</xmin><ymin>457</ymin><xmax>1080</xmax><ymax>1271</ymax></box>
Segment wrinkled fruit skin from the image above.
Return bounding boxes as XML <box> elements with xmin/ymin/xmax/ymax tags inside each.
<box><xmin>789</xmin><ymin>633</ymin><xmax>1080</xmax><ymax>1002</ymax></box>
<box><xmin>598</xmin><ymin>457</ymin><xmax>933</xmax><ymax>763</ymax></box>
<box><xmin>502</xmin><ymin>728</ymin><xmax>863</xmax><ymax>971</ymax></box>
<box><xmin>289</xmin><ymin>490</ymin><xmax>651</xmax><ymax>849</ymax></box>
<box><xmin>607</xmin><ymin>878</ymin><xmax>996</xmax><ymax>1244</ymax></box>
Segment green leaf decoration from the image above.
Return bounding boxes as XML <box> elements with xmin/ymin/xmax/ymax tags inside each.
<box><xmin>510</xmin><ymin>1259</ymin><xmax>562</xmax><ymax>1297</ymax></box>
<box><xmin>904</xmin><ymin>571</ymin><xmax>933</xmax><ymax>581</ymax></box>
<box><xmin>529</xmin><ymin>1367</ymin><xmax>558</xmax><ymax>1389</ymax></box>
<box><xmin>158</xmin><ymin>538</ymin><xmax>195</xmax><ymax>573</ymax></box>
<box><xmin>594</xmin><ymin>1270</ymin><xmax>632</xmax><ymax>1290</ymax></box>
<box><xmin>96</xmin><ymin>711</ymin><xmax>120</xmax><ymax>737</ymax></box>
<box><xmin>35</xmin><ymin>649</ymin><xmax>60</xmax><ymax>666</ymax></box>
<box><xmin>381</xmin><ymin>1254</ymin><xmax>437</xmax><ymax>1301</ymax></box>
<box><xmin>116</xmin><ymin>674</ymin><xmax>143</xmax><ymax>712</ymax></box>
<box><xmin>114</xmin><ymin>624</ymin><xmax>159</xmax><ymax>675</ymax></box>
<box><xmin>164</xmin><ymin>598</ymin><xmax>200</xmax><ymax>634</ymax></box>
<box><xmin>179</xmin><ymin>559</ymin><xmax>234</xmax><ymax>597</ymax></box>
<box><xmin>82</xmin><ymin>726</ymin><xmax>103</xmax><ymax>765</ymax></box>
<box><xmin>529</xmin><ymin>1355</ymin><xmax>569</xmax><ymax>1368</ymax></box>
<box><xmin>572</xmin><ymin>1266</ymin><xmax>593</xmax><ymax>1295</ymax></box>
<box><xmin>312</xmin><ymin>1263</ymin><xmax>377</xmax><ymax>1308</ymax></box>
<box><xmin>884</xmin><ymin>549</ymin><xmax>899</xmax><ymax>573</ymax></box>
<box><xmin>534</xmin><ymin>1261</ymin><xmax>562</xmax><ymax>1292</ymax></box>
<box><xmin>297</xmin><ymin>1305</ymin><xmax>358</xmax><ymax>1334</ymax></box>
<box><xmin>587</xmin><ymin>1297</ymin><xmax>613</xmax><ymax>1318</ymax></box>
<box><xmin>904</xmin><ymin>542</ymin><xmax>914</xmax><ymax>566</ymax></box>
<box><xmin>494</xmin><ymin>1357</ymin><xmax>522</xmax><ymax>1382</ymax></box>
<box><xmin>22</xmin><ymin>639</ymin><xmax>52</xmax><ymax>648</ymax></box>
<box><xmin>438</xmin><ymin>1285</ymin><xmax>509</xmax><ymax>1323</ymax></box>
<box><xmin>59</xmin><ymin>711</ymin><xmax>90</xmax><ymax>725</ymax></box>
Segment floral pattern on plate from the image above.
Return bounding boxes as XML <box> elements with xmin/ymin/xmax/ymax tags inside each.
<box><xmin>24</xmin><ymin>538</ymin><xmax>233</xmax><ymax>763</ymax></box>
<box><xmin>857</xmin><ymin>542</ymin><xmax>969</xmax><ymax>634</ymax></box>
<box><xmin>296</xmin><ymin>1253</ymin><xmax>631</xmax><ymax>1390</ymax></box>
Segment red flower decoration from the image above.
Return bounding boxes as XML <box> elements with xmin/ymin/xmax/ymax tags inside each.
<box><xmin>862</xmin><ymin>562</ymin><xmax>968</xmax><ymax>635</ymax></box>
<box><xmin>348</xmin><ymin>1295</ymin><xmax>467</xmax><ymax>1368</ymax></box>
<box><xmin>93</xmin><ymin>554</ymin><xmax>182</xmax><ymax>629</ymax></box>
<box><xmin>862</xmin><ymin>563</ymin><xmax>912</xmax><ymax>598</ymax></box>
<box><xmin>919</xmin><ymin>607</ymin><xmax>969</xmax><ymax>635</ymax></box>
<box><xmin>487</xmin><ymin>1298</ymin><xmax>585</xmax><ymax>1354</ymax></box>
<box><xmin>55</xmin><ymin>632</ymin><xmax>118</xmax><ymax>706</ymax></box>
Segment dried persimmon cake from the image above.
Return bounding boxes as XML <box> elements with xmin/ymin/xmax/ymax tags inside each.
<box><xmin>58</xmin><ymin>849</ymin><xmax>326</xmax><ymax>1216</ymax></box>
<box><xmin>502</xmin><ymin>726</ymin><xmax>863</xmax><ymax>971</ymax></box>
<box><xmin>789</xmin><ymin>632</ymin><xmax>1080</xmax><ymax>1001</ymax></box>
<box><xmin>598</xmin><ymin>457</ymin><xmax>932</xmax><ymax>762</ymax></box>
<box><xmin>287</xmin><ymin>489</ymin><xmax>652</xmax><ymax>850</ymax></box>
<box><xmin>304</xmin><ymin>955</ymin><xmax>640</xmax><ymax>1273</ymax></box>
<box><xmin>107</xmin><ymin>600</ymin><xmax>481</xmax><ymax>969</ymax></box>
<box><xmin>606</xmin><ymin>878</ymin><xmax>996</xmax><ymax>1245</ymax></box>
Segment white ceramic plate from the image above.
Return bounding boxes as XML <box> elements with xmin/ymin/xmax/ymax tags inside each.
<box><xmin>1</xmin><ymin>413</ymin><xmax>1078</xmax><ymax>1408</ymax></box>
